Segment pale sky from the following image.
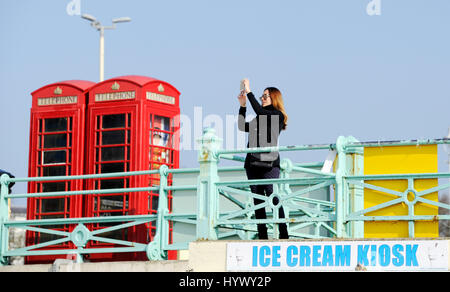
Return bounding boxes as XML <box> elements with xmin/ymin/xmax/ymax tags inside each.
<box><xmin>1</xmin><ymin>0</ymin><xmax>449</xmax><ymax>206</ymax></box>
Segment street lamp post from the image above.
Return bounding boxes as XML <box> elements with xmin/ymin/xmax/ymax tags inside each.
<box><xmin>81</xmin><ymin>14</ymin><xmax>131</xmax><ymax>82</ymax></box>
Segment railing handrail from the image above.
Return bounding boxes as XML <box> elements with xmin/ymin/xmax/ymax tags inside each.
<box><xmin>3</xmin><ymin>167</ymin><xmax>204</xmax><ymax>184</ymax></box>
<box><xmin>345</xmin><ymin>137</ymin><xmax>450</xmax><ymax>149</ymax></box>
<box><xmin>216</xmin><ymin>143</ymin><xmax>336</xmax><ymax>156</ymax></box>
<box><xmin>215</xmin><ymin>137</ymin><xmax>450</xmax><ymax>156</ymax></box>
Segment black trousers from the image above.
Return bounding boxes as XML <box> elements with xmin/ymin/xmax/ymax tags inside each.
<box><xmin>246</xmin><ymin>166</ymin><xmax>289</xmax><ymax>239</ymax></box>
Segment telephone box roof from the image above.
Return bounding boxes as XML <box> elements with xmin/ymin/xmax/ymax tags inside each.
<box><xmin>31</xmin><ymin>80</ymin><xmax>96</xmax><ymax>95</ymax></box>
<box><xmin>94</xmin><ymin>75</ymin><xmax>181</xmax><ymax>95</ymax></box>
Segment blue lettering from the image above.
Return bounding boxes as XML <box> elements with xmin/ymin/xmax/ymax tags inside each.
<box><xmin>406</xmin><ymin>244</ymin><xmax>418</xmax><ymax>266</ymax></box>
<box><xmin>260</xmin><ymin>246</ymin><xmax>271</xmax><ymax>267</ymax></box>
<box><xmin>370</xmin><ymin>245</ymin><xmax>377</xmax><ymax>266</ymax></box>
<box><xmin>299</xmin><ymin>246</ymin><xmax>311</xmax><ymax>266</ymax></box>
<box><xmin>357</xmin><ymin>245</ymin><xmax>369</xmax><ymax>266</ymax></box>
<box><xmin>252</xmin><ymin>246</ymin><xmax>258</xmax><ymax>267</ymax></box>
<box><xmin>392</xmin><ymin>244</ymin><xmax>404</xmax><ymax>267</ymax></box>
<box><xmin>322</xmin><ymin>245</ymin><xmax>334</xmax><ymax>266</ymax></box>
<box><xmin>312</xmin><ymin>245</ymin><xmax>321</xmax><ymax>266</ymax></box>
<box><xmin>335</xmin><ymin>245</ymin><xmax>351</xmax><ymax>266</ymax></box>
<box><xmin>286</xmin><ymin>246</ymin><xmax>298</xmax><ymax>267</ymax></box>
<box><xmin>379</xmin><ymin>244</ymin><xmax>390</xmax><ymax>267</ymax></box>
<box><xmin>272</xmin><ymin>246</ymin><xmax>281</xmax><ymax>267</ymax></box>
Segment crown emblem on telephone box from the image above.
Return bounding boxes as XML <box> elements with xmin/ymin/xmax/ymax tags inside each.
<box><xmin>111</xmin><ymin>82</ymin><xmax>120</xmax><ymax>91</ymax></box>
<box><xmin>54</xmin><ymin>87</ymin><xmax>63</xmax><ymax>95</ymax></box>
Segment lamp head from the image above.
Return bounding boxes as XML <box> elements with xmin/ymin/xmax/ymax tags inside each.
<box><xmin>112</xmin><ymin>17</ymin><xmax>132</xmax><ymax>24</ymax></box>
<box><xmin>81</xmin><ymin>14</ymin><xmax>97</xmax><ymax>22</ymax></box>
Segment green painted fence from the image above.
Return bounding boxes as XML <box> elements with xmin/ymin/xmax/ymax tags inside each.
<box><xmin>0</xmin><ymin>128</ymin><xmax>449</xmax><ymax>265</ymax></box>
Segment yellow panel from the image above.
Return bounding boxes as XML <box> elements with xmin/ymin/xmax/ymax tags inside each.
<box><xmin>364</xmin><ymin>145</ymin><xmax>438</xmax><ymax>238</ymax></box>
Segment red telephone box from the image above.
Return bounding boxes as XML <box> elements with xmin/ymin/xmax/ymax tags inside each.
<box><xmin>26</xmin><ymin>80</ymin><xmax>95</xmax><ymax>264</ymax></box>
<box><xmin>84</xmin><ymin>75</ymin><xmax>180</xmax><ymax>261</ymax></box>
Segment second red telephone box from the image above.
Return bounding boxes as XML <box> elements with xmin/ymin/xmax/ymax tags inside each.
<box><xmin>84</xmin><ymin>75</ymin><xmax>180</xmax><ymax>261</ymax></box>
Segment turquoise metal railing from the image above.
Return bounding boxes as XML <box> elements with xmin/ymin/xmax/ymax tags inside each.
<box><xmin>343</xmin><ymin>138</ymin><xmax>450</xmax><ymax>238</ymax></box>
<box><xmin>213</xmin><ymin>153</ymin><xmax>337</xmax><ymax>240</ymax></box>
<box><xmin>0</xmin><ymin>129</ymin><xmax>449</xmax><ymax>265</ymax></box>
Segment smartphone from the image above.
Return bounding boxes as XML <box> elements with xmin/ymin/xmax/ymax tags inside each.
<box><xmin>240</xmin><ymin>79</ymin><xmax>245</xmax><ymax>92</ymax></box>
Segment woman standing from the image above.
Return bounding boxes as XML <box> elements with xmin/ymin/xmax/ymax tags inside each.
<box><xmin>237</xmin><ymin>78</ymin><xmax>289</xmax><ymax>239</ymax></box>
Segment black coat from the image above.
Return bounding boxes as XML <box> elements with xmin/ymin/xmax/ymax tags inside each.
<box><xmin>238</xmin><ymin>92</ymin><xmax>284</xmax><ymax>169</ymax></box>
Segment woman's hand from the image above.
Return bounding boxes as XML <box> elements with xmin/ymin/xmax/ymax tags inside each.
<box><xmin>238</xmin><ymin>90</ymin><xmax>246</xmax><ymax>107</ymax></box>
<box><xmin>242</xmin><ymin>78</ymin><xmax>251</xmax><ymax>94</ymax></box>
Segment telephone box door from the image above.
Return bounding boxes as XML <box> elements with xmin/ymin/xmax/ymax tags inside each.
<box><xmin>84</xmin><ymin>106</ymin><xmax>140</xmax><ymax>261</ymax></box>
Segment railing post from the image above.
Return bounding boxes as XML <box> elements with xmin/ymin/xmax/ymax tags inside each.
<box><xmin>335</xmin><ymin>136</ymin><xmax>364</xmax><ymax>238</ymax></box>
<box><xmin>196</xmin><ymin>128</ymin><xmax>222</xmax><ymax>240</ymax></box>
<box><xmin>0</xmin><ymin>174</ymin><xmax>10</xmax><ymax>265</ymax></box>
<box><xmin>335</xmin><ymin>136</ymin><xmax>348</xmax><ymax>238</ymax></box>
<box><xmin>147</xmin><ymin>165</ymin><xmax>169</xmax><ymax>260</ymax></box>
<box><xmin>345</xmin><ymin>137</ymin><xmax>364</xmax><ymax>238</ymax></box>
<box><xmin>279</xmin><ymin>158</ymin><xmax>293</xmax><ymax>237</ymax></box>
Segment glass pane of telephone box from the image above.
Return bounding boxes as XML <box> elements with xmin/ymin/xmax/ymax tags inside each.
<box><xmin>151</xmin><ymin>195</ymin><xmax>159</xmax><ymax>212</ymax></box>
<box><xmin>102</xmin><ymin>130</ymin><xmax>125</xmax><ymax>145</ymax></box>
<box><xmin>42</xmin><ymin>182</ymin><xmax>66</xmax><ymax>192</ymax></box>
<box><xmin>151</xmin><ymin>116</ymin><xmax>170</xmax><ymax>131</ymax></box>
<box><xmin>42</xmin><ymin>165</ymin><xmax>66</xmax><ymax>176</ymax></box>
<box><xmin>41</xmin><ymin>198</ymin><xmax>66</xmax><ymax>213</ymax></box>
<box><xmin>102</xmin><ymin>114</ymin><xmax>126</xmax><ymax>129</ymax></box>
<box><xmin>44</xmin><ymin>134</ymin><xmax>67</xmax><ymax>148</ymax></box>
<box><xmin>45</xmin><ymin>118</ymin><xmax>68</xmax><ymax>132</ymax></box>
<box><xmin>99</xmin><ymin>196</ymin><xmax>126</xmax><ymax>211</ymax></box>
<box><xmin>101</xmin><ymin>163</ymin><xmax>125</xmax><ymax>174</ymax></box>
<box><xmin>43</xmin><ymin>150</ymin><xmax>67</xmax><ymax>164</ymax></box>
<box><xmin>96</xmin><ymin>222</ymin><xmax>128</xmax><ymax>241</ymax></box>
<box><xmin>151</xmin><ymin>116</ymin><xmax>171</xmax><ymax>146</ymax></box>
<box><xmin>101</xmin><ymin>147</ymin><xmax>125</xmax><ymax>161</ymax></box>
<box><xmin>100</xmin><ymin>179</ymin><xmax>125</xmax><ymax>189</ymax></box>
